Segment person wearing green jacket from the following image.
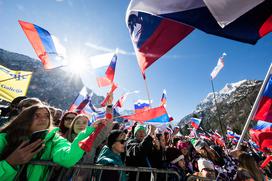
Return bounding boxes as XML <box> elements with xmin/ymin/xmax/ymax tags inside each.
<box><xmin>96</xmin><ymin>130</ymin><xmax>127</xmax><ymax>181</ymax></box>
<box><xmin>0</xmin><ymin>104</ymin><xmax>102</xmax><ymax>181</ymax></box>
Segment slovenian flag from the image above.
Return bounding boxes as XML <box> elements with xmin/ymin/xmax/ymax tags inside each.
<box><xmin>126</xmin><ymin>6</ymin><xmax>193</xmax><ymax>76</ymax></box>
<box><xmin>134</xmin><ymin>99</ymin><xmax>150</xmax><ymax>113</ymax></box>
<box><xmin>252</xmin><ymin>120</ymin><xmax>272</xmax><ymax>133</ymax></box>
<box><xmin>250</xmin><ymin>120</ymin><xmax>272</xmax><ymax>149</ymax></box>
<box><xmin>127</xmin><ymin>0</ymin><xmax>272</xmax><ymax>45</ymax></box>
<box><xmin>191</xmin><ymin>118</ymin><xmax>201</xmax><ymax>129</ymax></box>
<box><xmin>19</xmin><ymin>20</ymin><xmax>66</xmax><ymax>69</ymax></box>
<box><xmin>91</xmin><ymin>53</ymin><xmax>117</xmax><ymax>87</ymax></box>
<box><xmin>210</xmin><ymin>53</ymin><xmax>226</xmax><ymax>79</ymax></box>
<box><xmin>253</xmin><ymin>75</ymin><xmax>272</xmax><ymax>122</ymax></box>
<box><xmin>160</xmin><ymin>89</ymin><xmax>167</xmax><ymax>106</ymax></box>
<box><xmin>69</xmin><ymin>87</ymin><xmax>94</xmax><ymax>116</ymax></box>
<box><xmin>115</xmin><ymin>93</ymin><xmax>129</xmax><ymax>108</ymax></box>
<box><xmin>123</xmin><ymin>106</ymin><xmax>169</xmax><ymax>124</ymax></box>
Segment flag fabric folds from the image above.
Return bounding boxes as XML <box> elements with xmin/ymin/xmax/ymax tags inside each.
<box><xmin>126</xmin><ymin>8</ymin><xmax>193</xmax><ymax>75</ymax></box>
<box><xmin>0</xmin><ymin>65</ymin><xmax>32</xmax><ymax>102</ymax></box>
<box><xmin>252</xmin><ymin>120</ymin><xmax>272</xmax><ymax>132</ymax></box>
<box><xmin>115</xmin><ymin>93</ymin><xmax>129</xmax><ymax>108</ymax></box>
<box><xmin>69</xmin><ymin>87</ymin><xmax>93</xmax><ymax>116</ymax></box>
<box><xmin>134</xmin><ymin>99</ymin><xmax>150</xmax><ymax>113</ymax></box>
<box><xmin>253</xmin><ymin>75</ymin><xmax>272</xmax><ymax>122</ymax></box>
<box><xmin>191</xmin><ymin>118</ymin><xmax>201</xmax><ymax>129</ymax></box>
<box><xmin>115</xmin><ymin>90</ymin><xmax>139</xmax><ymax>108</ymax></box>
<box><xmin>91</xmin><ymin>53</ymin><xmax>117</xmax><ymax>87</ymax></box>
<box><xmin>210</xmin><ymin>53</ymin><xmax>226</xmax><ymax>79</ymax></box>
<box><xmin>19</xmin><ymin>20</ymin><xmax>66</xmax><ymax>69</ymax></box>
<box><xmin>123</xmin><ymin>106</ymin><xmax>169</xmax><ymax>124</ymax></box>
<box><xmin>127</xmin><ymin>0</ymin><xmax>272</xmax><ymax>45</ymax></box>
<box><xmin>203</xmin><ymin>0</ymin><xmax>265</xmax><ymax>28</ymax></box>
<box><xmin>250</xmin><ymin>120</ymin><xmax>272</xmax><ymax>151</ymax></box>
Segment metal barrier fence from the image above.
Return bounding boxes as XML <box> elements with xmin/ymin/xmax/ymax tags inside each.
<box><xmin>15</xmin><ymin>160</ymin><xmax>181</xmax><ymax>181</ymax></box>
<box><xmin>14</xmin><ymin>160</ymin><xmax>214</xmax><ymax>181</ymax></box>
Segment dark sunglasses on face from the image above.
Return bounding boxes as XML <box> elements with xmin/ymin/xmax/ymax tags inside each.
<box><xmin>116</xmin><ymin>139</ymin><xmax>126</xmax><ymax>144</ymax></box>
<box><xmin>64</xmin><ymin>117</ymin><xmax>74</xmax><ymax>121</ymax></box>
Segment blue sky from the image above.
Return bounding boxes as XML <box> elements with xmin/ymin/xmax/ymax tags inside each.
<box><xmin>0</xmin><ymin>0</ymin><xmax>271</xmax><ymax>124</ymax></box>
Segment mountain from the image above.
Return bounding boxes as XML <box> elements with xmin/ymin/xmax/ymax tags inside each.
<box><xmin>0</xmin><ymin>48</ymin><xmax>104</xmax><ymax>109</ymax></box>
<box><xmin>179</xmin><ymin>80</ymin><xmax>262</xmax><ymax>133</ymax></box>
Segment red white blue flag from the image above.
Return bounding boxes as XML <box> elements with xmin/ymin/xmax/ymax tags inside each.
<box><xmin>126</xmin><ymin>4</ymin><xmax>193</xmax><ymax>76</ymax></box>
<box><xmin>123</xmin><ymin>106</ymin><xmax>169</xmax><ymax>124</ymax></box>
<box><xmin>91</xmin><ymin>53</ymin><xmax>117</xmax><ymax>87</ymax></box>
<box><xmin>19</xmin><ymin>20</ymin><xmax>66</xmax><ymax>69</ymax></box>
<box><xmin>115</xmin><ymin>90</ymin><xmax>139</xmax><ymax>108</ymax></box>
<box><xmin>253</xmin><ymin>75</ymin><xmax>272</xmax><ymax>122</ymax></box>
<box><xmin>160</xmin><ymin>89</ymin><xmax>167</xmax><ymax>106</ymax></box>
<box><xmin>210</xmin><ymin>53</ymin><xmax>226</xmax><ymax>79</ymax></box>
<box><xmin>134</xmin><ymin>99</ymin><xmax>150</xmax><ymax>113</ymax></box>
<box><xmin>127</xmin><ymin>0</ymin><xmax>272</xmax><ymax>45</ymax></box>
<box><xmin>69</xmin><ymin>87</ymin><xmax>93</xmax><ymax>115</ymax></box>
<box><xmin>191</xmin><ymin>118</ymin><xmax>201</xmax><ymax>129</ymax></box>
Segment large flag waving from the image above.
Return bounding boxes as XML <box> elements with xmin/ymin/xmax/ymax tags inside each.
<box><xmin>19</xmin><ymin>20</ymin><xmax>66</xmax><ymax>69</ymax></box>
<box><xmin>210</xmin><ymin>53</ymin><xmax>226</xmax><ymax>79</ymax></box>
<box><xmin>123</xmin><ymin>106</ymin><xmax>169</xmax><ymax>124</ymax></box>
<box><xmin>253</xmin><ymin>74</ymin><xmax>272</xmax><ymax>122</ymax></box>
<box><xmin>127</xmin><ymin>0</ymin><xmax>272</xmax><ymax>45</ymax></box>
<box><xmin>0</xmin><ymin>65</ymin><xmax>32</xmax><ymax>102</ymax></box>
<box><xmin>126</xmin><ymin>5</ymin><xmax>193</xmax><ymax>76</ymax></box>
<box><xmin>91</xmin><ymin>53</ymin><xmax>117</xmax><ymax>87</ymax></box>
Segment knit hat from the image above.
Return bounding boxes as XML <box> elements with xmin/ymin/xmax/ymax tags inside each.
<box><xmin>177</xmin><ymin>141</ymin><xmax>189</xmax><ymax>150</ymax></box>
<box><xmin>166</xmin><ymin>147</ymin><xmax>184</xmax><ymax>164</ymax></box>
<box><xmin>107</xmin><ymin>130</ymin><xmax>124</xmax><ymax>149</ymax></box>
<box><xmin>134</xmin><ymin>124</ymin><xmax>146</xmax><ymax>136</ymax></box>
<box><xmin>197</xmin><ymin>158</ymin><xmax>214</xmax><ymax>172</ymax></box>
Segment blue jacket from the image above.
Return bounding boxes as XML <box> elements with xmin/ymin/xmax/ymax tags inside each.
<box><xmin>96</xmin><ymin>145</ymin><xmax>126</xmax><ymax>181</ymax></box>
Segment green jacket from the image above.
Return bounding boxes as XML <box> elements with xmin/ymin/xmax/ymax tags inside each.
<box><xmin>0</xmin><ymin>126</ymin><xmax>95</xmax><ymax>181</ymax></box>
<box><xmin>96</xmin><ymin>145</ymin><xmax>126</xmax><ymax>181</ymax></box>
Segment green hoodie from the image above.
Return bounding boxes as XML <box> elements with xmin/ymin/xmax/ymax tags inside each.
<box><xmin>96</xmin><ymin>145</ymin><xmax>126</xmax><ymax>181</ymax></box>
<box><xmin>0</xmin><ymin>126</ymin><xmax>95</xmax><ymax>181</ymax></box>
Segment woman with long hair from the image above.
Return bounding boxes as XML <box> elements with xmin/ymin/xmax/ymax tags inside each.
<box><xmin>65</xmin><ymin>114</ymin><xmax>89</xmax><ymax>142</ymax></box>
<box><xmin>0</xmin><ymin>104</ymin><xmax>98</xmax><ymax>180</ymax></box>
<box><xmin>58</xmin><ymin>111</ymin><xmax>77</xmax><ymax>136</ymax></box>
<box><xmin>235</xmin><ymin>153</ymin><xmax>265</xmax><ymax>181</ymax></box>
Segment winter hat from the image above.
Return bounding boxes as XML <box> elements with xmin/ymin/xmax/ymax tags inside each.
<box><xmin>197</xmin><ymin>158</ymin><xmax>214</xmax><ymax>172</ymax></box>
<box><xmin>166</xmin><ymin>147</ymin><xmax>184</xmax><ymax>164</ymax></box>
<box><xmin>107</xmin><ymin>130</ymin><xmax>124</xmax><ymax>149</ymax></box>
<box><xmin>177</xmin><ymin>141</ymin><xmax>189</xmax><ymax>150</ymax></box>
<box><xmin>134</xmin><ymin>124</ymin><xmax>146</xmax><ymax>136</ymax></box>
<box><xmin>194</xmin><ymin>140</ymin><xmax>208</xmax><ymax>150</ymax></box>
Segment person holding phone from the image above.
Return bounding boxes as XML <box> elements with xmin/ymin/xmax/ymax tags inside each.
<box><xmin>0</xmin><ymin>104</ymin><xmax>102</xmax><ymax>181</ymax></box>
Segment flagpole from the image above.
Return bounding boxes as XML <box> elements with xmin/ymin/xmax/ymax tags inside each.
<box><xmin>143</xmin><ymin>75</ymin><xmax>152</xmax><ymax>107</ymax></box>
<box><xmin>210</xmin><ymin>77</ymin><xmax>225</xmax><ymax>139</ymax></box>
<box><xmin>236</xmin><ymin>63</ymin><xmax>272</xmax><ymax>149</ymax></box>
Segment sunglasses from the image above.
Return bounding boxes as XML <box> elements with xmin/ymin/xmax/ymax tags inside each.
<box><xmin>116</xmin><ymin>139</ymin><xmax>126</xmax><ymax>144</ymax></box>
<box><xmin>64</xmin><ymin>117</ymin><xmax>75</xmax><ymax>121</ymax></box>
